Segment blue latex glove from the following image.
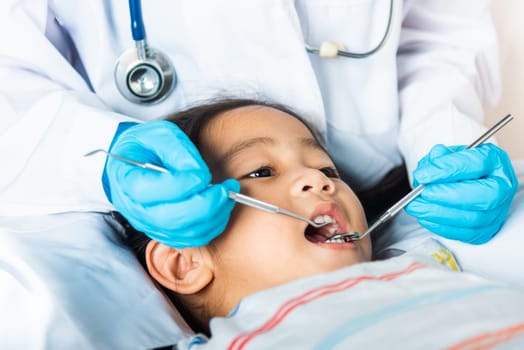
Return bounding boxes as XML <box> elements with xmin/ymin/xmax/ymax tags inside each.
<box><xmin>102</xmin><ymin>120</ymin><xmax>240</xmax><ymax>248</ymax></box>
<box><xmin>405</xmin><ymin>143</ymin><xmax>518</xmax><ymax>244</ymax></box>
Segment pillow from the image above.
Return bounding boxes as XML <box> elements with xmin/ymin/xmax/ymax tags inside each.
<box><xmin>0</xmin><ymin>212</ymin><xmax>192</xmax><ymax>349</ymax></box>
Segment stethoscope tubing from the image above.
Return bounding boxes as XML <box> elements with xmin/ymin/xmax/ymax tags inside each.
<box><xmin>337</xmin><ymin>0</ymin><xmax>393</xmax><ymax>58</ymax></box>
<box><xmin>304</xmin><ymin>0</ymin><xmax>394</xmax><ymax>59</ymax></box>
<box><xmin>117</xmin><ymin>0</ymin><xmax>394</xmax><ymax>104</ymax></box>
<box><xmin>129</xmin><ymin>0</ymin><xmax>146</xmax><ymax>41</ymax></box>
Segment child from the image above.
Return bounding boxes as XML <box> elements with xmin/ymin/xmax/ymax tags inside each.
<box><xmin>124</xmin><ymin>98</ymin><xmax>524</xmax><ymax>349</ymax></box>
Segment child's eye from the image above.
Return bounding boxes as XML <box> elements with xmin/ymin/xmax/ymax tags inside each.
<box><xmin>320</xmin><ymin>166</ymin><xmax>340</xmax><ymax>178</ymax></box>
<box><xmin>247</xmin><ymin>167</ymin><xmax>274</xmax><ymax>178</ymax></box>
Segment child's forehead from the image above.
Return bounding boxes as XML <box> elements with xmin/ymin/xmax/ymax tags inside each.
<box><xmin>207</xmin><ymin>105</ymin><xmax>313</xmax><ymax>137</ymax></box>
<box><xmin>198</xmin><ymin>105</ymin><xmax>319</xmax><ymax>166</ymax></box>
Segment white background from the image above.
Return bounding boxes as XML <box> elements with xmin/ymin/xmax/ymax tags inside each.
<box><xmin>487</xmin><ymin>0</ymin><xmax>524</xmax><ymax>159</ymax></box>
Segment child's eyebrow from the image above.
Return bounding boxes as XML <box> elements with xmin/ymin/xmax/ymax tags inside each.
<box><xmin>219</xmin><ymin>136</ymin><xmax>325</xmax><ymax>165</ymax></box>
<box><xmin>300</xmin><ymin>137</ymin><xmax>325</xmax><ymax>152</ymax></box>
<box><xmin>220</xmin><ymin>137</ymin><xmax>274</xmax><ymax>164</ymax></box>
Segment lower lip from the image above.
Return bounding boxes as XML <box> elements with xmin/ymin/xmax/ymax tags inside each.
<box><xmin>315</xmin><ymin>240</ymin><xmax>357</xmax><ymax>249</ymax></box>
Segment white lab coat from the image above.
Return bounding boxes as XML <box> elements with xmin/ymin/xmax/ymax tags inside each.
<box><xmin>0</xmin><ymin>1</ymin><xmax>507</xmax><ymax>349</ymax></box>
<box><xmin>0</xmin><ymin>0</ymin><xmax>499</xmax><ymax>216</ymax></box>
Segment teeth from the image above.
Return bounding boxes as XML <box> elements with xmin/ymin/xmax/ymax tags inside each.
<box><xmin>324</xmin><ymin>237</ymin><xmax>346</xmax><ymax>244</ymax></box>
<box><xmin>312</xmin><ymin>215</ymin><xmax>334</xmax><ymax>225</ymax></box>
<box><xmin>325</xmin><ymin>235</ymin><xmax>354</xmax><ymax>244</ymax></box>
<box><xmin>328</xmin><ymin>226</ymin><xmax>338</xmax><ymax>234</ymax></box>
<box><xmin>310</xmin><ymin>214</ymin><xmax>350</xmax><ymax>244</ymax></box>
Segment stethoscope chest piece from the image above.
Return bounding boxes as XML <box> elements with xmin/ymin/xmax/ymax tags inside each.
<box><xmin>114</xmin><ymin>45</ymin><xmax>176</xmax><ymax>104</ymax></box>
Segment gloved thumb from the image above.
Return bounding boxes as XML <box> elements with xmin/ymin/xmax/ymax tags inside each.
<box><xmin>221</xmin><ymin>178</ymin><xmax>241</xmax><ymax>194</ymax></box>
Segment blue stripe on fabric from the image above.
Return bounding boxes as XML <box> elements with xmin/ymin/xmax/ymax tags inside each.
<box><xmin>313</xmin><ymin>285</ymin><xmax>500</xmax><ymax>350</ymax></box>
<box><xmin>188</xmin><ymin>334</ymin><xmax>207</xmax><ymax>348</ymax></box>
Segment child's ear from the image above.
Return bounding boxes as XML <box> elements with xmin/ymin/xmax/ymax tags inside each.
<box><xmin>145</xmin><ymin>241</ymin><xmax>214</xmax><ymax>295</ymax></box>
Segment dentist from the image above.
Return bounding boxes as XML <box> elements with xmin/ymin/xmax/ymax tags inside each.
<box><xmin>0</xmin><ymin>1</ymin><xmax>518</xmax><ymax>247</ymax></box>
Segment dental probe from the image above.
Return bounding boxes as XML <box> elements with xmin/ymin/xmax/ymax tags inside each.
<box><xmin>327</xmin><ymin>113</ymin><xmax>514</xmax><ymax>243</ymax></box>
<box><xmin>227</xmin><ymin>192</ymin><xmax>331</xmax><ymax>228</ymax></box>
<box><xmin>84</xmin><ymin>149</ymin><xmax>169</xmax><ymax>173</ymax></box>
<box><xmin>83</xmin><ymin>150</ymin><xmax>333</xmax><ymax>229</ymax></box>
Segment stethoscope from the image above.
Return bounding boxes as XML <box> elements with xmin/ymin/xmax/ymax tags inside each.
<box><xmin>114</xmin><ymin>0</ymin><xmax>175</xmax><ymax>104</ymax></box>
<box><xmin>114</xmin><ymin>0</ymin><xmax>394</xmax><ymax>104</ymax></box>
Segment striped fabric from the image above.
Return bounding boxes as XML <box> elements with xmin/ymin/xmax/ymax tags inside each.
<box><xmin>176</xmin><ymin>243</ymin><xmax>524</xmax><ymax>349</ymax></box>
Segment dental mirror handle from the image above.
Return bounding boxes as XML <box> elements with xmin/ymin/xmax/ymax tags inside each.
<box><xmin>363</xmin><ymin>113</ymin><xmax>513</xmax><ymax>238</ymax></box>
<box><xmin>228</xmin><ymin>192</ymin><xmax>336</xmax><ymax>228</ymax></box>
<box><xmin>228</xmin><ymin>192</ymin><xmax>320</xmax><ymax>226</ymax></box>
<box><xmin>228</xmin><ymin>191</ymin><xmax>280</xmax><ymax>214</ymax></box>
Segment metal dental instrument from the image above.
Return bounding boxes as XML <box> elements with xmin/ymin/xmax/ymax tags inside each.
<box><xmin>84</xmin><ymin>149</ymin><xmax>169</xmax><ymax>173</ymax></box>
<box><xmin>83</xmin><ymin>149</ymin><xmax>332</xmax><ymax>228</ymax></box>
<box><xmin>227</xmin><ymin>191</ymin><xmax>331</xmax><ymax>228</ymax></box>
<box><xmin>327</xmin><ymin>113</ymin><xmax>514</xmax><ymax>243</ymax></box>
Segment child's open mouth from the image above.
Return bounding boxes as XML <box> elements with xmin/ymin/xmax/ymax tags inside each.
<box><xmin>305</xmin><ymin>215</ymin><xmax>353</xmax><ymax>244</ymax></box>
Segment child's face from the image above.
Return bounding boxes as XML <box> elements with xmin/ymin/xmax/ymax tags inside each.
<box><xmin>199</xmin><ymin>106</ymin><xmax>371</xmax><ymax>296</ymax></box>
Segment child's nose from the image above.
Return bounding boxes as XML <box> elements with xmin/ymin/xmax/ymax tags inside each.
<box><xmin>291</xmin><ymin>169</ymin><xmax>336</xmax><ymax>197</ymax></box>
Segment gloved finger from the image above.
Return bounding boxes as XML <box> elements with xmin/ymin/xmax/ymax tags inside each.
<box><xmin>114</xmin><ymin>120</ymin><xmax>206</xmax><ymax>172</ymax></box>
<box><xmin>415</xmin><ymin>144</ymin><xmax>518</xmax><ymax>187</ymax></box>
<box><xmin>417</xmin><ymin>217</ymin><xmax>505</xmax><ymax>244</ymax></box>
<box><xmin>145</xmin><ymin>198</ymin><xmax>236</xmax><ymax>248</ymax></box>
<box><xmin>138</xmin><ymin>180</ymin><xmax>240</xmax><ymax>248</ymax></box>
<box><xmin>110</xmin><ymin>161</ymin><xmax>212</xmax><ymax>204</ymax></box>
<box><xmin>412</xmin><ymin>144</ymin><xmax>460</xmax><ymax>187</ymax></box>
<box><xmin>416</xmin><ymin>177</ymin><xmax>514</xmax><ymax>211</ymax></box>
<box><xmin>417</xmin><ymin>144</ymin><xmax>464</xmax><ymax>167</ymax></box>
<box><xmin>491</xmin><ymin>145</ymin><xmax>520</xmax><ymax>189</ymax></box>
<box><xmin>126</xmin><ymin>179</ymin><xmax>239</xmax><ymax>236</ymax></box>
<box><xmin>413</xmin><ymin>144</ymin><xmax>497</xmax><ymax>185</ymax></box>
<box><xmin>405</xmin><ymin>196</ymin><xmax>509</xmax><ymax>228</ymax></box>
<box><xmin>179</xmin><ymin>191</ymin><xmax>239</xmax><ymax>247</ymax></box>
<box><xmin>142</xmin><ymin>179</ymin><xmax>239</xmax><ymax>229</ymax></box>
<box><xmin>425</xmin><ymin>144</ymin><xmax>458</xmax><ymax>160</ymax></box>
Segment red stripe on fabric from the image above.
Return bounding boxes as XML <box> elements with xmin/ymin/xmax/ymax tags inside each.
<box><xmin>446</xmin><ymin>323</ymin><xmax>524</xmax><ymax>350</ymax></box>
<box><xmin>228</xmin><ymin>262</ymin><xmax>425</xmax><ymax>350</ymax></box>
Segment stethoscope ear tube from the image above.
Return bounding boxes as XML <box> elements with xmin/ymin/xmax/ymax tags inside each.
<box><xmin>117</xmin><ymin>0</ymin><xmax>392</xmax><ymax>103</ymax></box>
<box><xmin>305</xmin><ymin>0</ymin><xmax>394</xmax><ymax>59</ymax></box>
<box><xmin>115</xmin><ymin>0</ymin><xmax>176</xmax><ymax>104</ymax></box>
<box><xmin>129</xmin><ymin>0</ymin><xmax>146</xmax><ymax>41</ymax></box>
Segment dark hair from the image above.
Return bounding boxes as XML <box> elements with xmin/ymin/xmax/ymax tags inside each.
<box><xmin>122</xmin><ymin>97</ymin><xmax>323</xmax><ymax>332</ymax></box>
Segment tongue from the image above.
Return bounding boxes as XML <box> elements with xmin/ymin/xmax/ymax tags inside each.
<box><xmin>307</xmin><ymin>233</ymin><xmax>328</xmax><ymax>243</ymax></box>
<box><xmin>305</xmin><ymin>222</ymin><xmax>338</xmax><ymax>243</ymax></box>
<box><xmin>306</xmin><ymin>232</ymin><xmax>329</xmax><ymax>243</ymax></box>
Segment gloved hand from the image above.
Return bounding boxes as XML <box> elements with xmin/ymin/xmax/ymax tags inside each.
<box><xmin>405</xmin><ymin>143</ymin><xmax>518</xmax><ymax>244</ymax></box>
<box><xmin>102</xmin><ymin>120</ymin><xmax>240</xmax><ymax>248</ymax></box>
